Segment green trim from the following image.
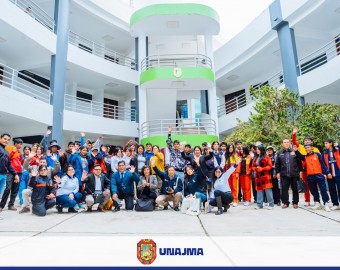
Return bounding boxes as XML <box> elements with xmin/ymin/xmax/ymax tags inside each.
<box><xmin>130</xmin><ymin>4</ymin><xmax>219</xmax><ymax>26</ymax></box>
<box><xmin>141</xmin><ymin>134</ymin><xmax>218</xmax><ymax>149</ymax></box>
<box><xmin>140</xmin><ymin>67</ymin><xmax>214</xmax><ymax>85</ymax></box>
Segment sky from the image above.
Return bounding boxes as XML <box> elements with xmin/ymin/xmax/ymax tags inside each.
<box><xmin>128</xmin><ymin>0</ymin><xmax>274</xmax><ymax>49</ymax></box>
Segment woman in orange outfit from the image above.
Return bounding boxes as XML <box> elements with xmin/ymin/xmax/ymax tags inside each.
<box><xmin>224</xmin><ymin>144</ymin><xmax>239</xmax><ymax>207</ymax></box>
<box><xmin>235</xmin><ymin>146</ymin><xmax>252</xmax><ymax>206</ymax></box>
<box><xmin>252</xmin><ymin>145</ymin><xmax>274</xmax><ymax>209</ymax></box>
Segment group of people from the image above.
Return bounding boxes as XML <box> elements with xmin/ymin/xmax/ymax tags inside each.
<box><xmin>0</xmin><ymin>125</ymin><xmax>339</xmax><ymax>217</ymax></box>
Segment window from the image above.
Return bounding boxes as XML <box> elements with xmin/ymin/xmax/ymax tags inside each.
<box><xmin>104</xmin><ymin>98</ymin><xmax>118</xmax><ymax>119</ymax></box>
<box><xmin>76</xmin><ymin>91</ymin><xmax>92</xmax><ymax>102</ymax></box>
<box><xmin>300</xmin><ymin>53</ymin><xmax>327</xmax><ymax>75</ymax></box>
<box><xmin>79</xmin><ymin>43</ymin><xmax>92</xmax><ymax>53</ymax></box>
<box><xmin>224</xmin><ymin>89</ymin><xmax>246</xmax><ymax>114</ymax></box>
<box><xmin>176</xmin><ymin>100</ymin><xmax>188</xmax><ymax>119</ymax></box>
<box><xmin>18</xmin><ymin>70</ymin><xmax>50</xmax><ymax>89</ymax></box>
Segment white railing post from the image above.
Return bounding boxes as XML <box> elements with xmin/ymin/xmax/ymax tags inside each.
<box><xmin>236</xmin><ymin>96</ymin><xmax>239</xmax><ymax>110</ymax></box>
<box><xmin>10</xmin><ymin>69</ymin><xmax>15</xmax><ymax>89</ymax></box>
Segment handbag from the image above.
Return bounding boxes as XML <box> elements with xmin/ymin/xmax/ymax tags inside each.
<box><xmin>135</xmin><ymin>197</ymin><xmax>154</xmax><ymax>212</ymax></box>
<box><xmin>297</xmin><ymin>178</ymin><xmax>306</xmax><ymax>193</ymax></box>
<box><xmin>103</xmin><ymin>198</ymin><xmax>113</xmax><ymax>210</ymax></box>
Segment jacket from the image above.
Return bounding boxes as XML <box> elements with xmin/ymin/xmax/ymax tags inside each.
<box><xmin>68</xmin><ymin>153</ymin><xmax>93</xmax><ymax>186</ymax></box>
<box><xmin>296</xmin><ymin>151</ymin><xmax>329</xmax><ymax>176</ymax></box>
<box><xmin>275</xmin><ymin>148</ymin><xmax>301</xmax><ymax>177</ymax></box>
<box><xmin>137</xmin><ymin>175</ymin><xmax>158</xmax><ymax>195</ymax></box>
<box><xmin>56</xmin><ymin>175</ymin><xmax>79</xmax><ymax>196</ymax></box>
<box><xmin>184</xmin><ymin>171</ymin><xmax>205</xmax><ymax>197</ymax></box>
<box><xmin>110</xmin><ymin>170</ymin><xmax>139</xmax><ymax>195</ymax></box>
<box><xmin>235</xmin><ymin>155</ymin><xmax>252</xmax><ymax>175</ymax></box>
<box><xmin>153</xmin><ymin>166</ymin><xmax>183</xmax><ymax>195</ymax></box>
<box><xmin>323</xmin><ymin>149</ymin><xmax>340</xmax><ymax>176</ymax></box>
<box><xmin>252</xmin><ymin>155</ymin><xmax>273</xmax><ymax>191</ymax></box>
<box><xmin>166</xmin><ymin>134</ymin><xmax>186</xmax><ymax>171</ymax></box>
<box><xmin>150</xmin><ymin>152</ymin><xmax>165</xmax><ymax>175</ymax></box>
<box><xmin>5</xmin><ymin>145</ymin><xmax>23</xmax><ymax>173</ymax></box>
<box><xmin>82</xmin><ymin>173</ymin><xmax>110</xmax><ymax>195</ymax></box>
<box><xmin>0</xmin><ymin>144</ymin><xmax>17</xmax><ymax>176</ymax></box>
<box><xmin>23</xmin><ymin>157</ymin><xmax>60</xmax><ymax>178</ymax></box>
<box><xmin>181</xmin><ymin>151</ymin><xmax>214</xmax><ymax>177</ymax></box>
<box><xmin>29</xmin><ymin>175</ymin><xmax>55</xmax><ymax>204</ymax></box>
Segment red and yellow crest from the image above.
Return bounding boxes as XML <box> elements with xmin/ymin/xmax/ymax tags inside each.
<box><xmin>137</xmin><ymin>239</ymin><xmax>157</xmax><ymax>265</ymax></box>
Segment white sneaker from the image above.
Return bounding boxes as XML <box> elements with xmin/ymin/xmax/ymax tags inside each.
<box><xmin>264</xmin><ymin>203</ymin><xmax>269</xmax><ymax>206</ymax></box>
<box><xmin>267</xmin><ymin>206</ymin><xmax>274</xmax><ymax>210</ymax></box>
<box><xmin>243</xmin><ymin>201</ymin><xmax>251</xmax><ymax>206</ymax></box>
<box><xmin>254</xmin><ymin>205</ymin><xmax>263</xmax><ymax>210</ymax></box>
<box><xmin>232</xmin><ymin>202</ymin><xmax>238</xmax><ymax>207</ymax></box>
<box><xmin>331</xmin><ymin>205</ymin><xmax>340</xmax><ymax>211</ymax></box>
<box><xmin>311</xmin><ymin>202</ymin><xmax>321</xmax><ymax>210</ymax></box>
<box><xmin>324</xmin><ymin>203</ymin><xmax>331</xmax><ymax>212</ymax></box>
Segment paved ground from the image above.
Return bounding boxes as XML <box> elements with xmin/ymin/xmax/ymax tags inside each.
<box><xmin>0</xmin><ymin>193</ymin><xmax>339</xmax><ymax>266</ymax></box>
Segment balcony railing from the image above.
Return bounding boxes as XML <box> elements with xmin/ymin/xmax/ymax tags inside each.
<box><xmin>9</xmin><ymin>0</ymin><xmax>55</xmax><ymax>32</ymax></box>
<box><xmin>141</xmin><ymin>118</ymin><xmax>216</xmax><ymax>138</ymax></box>
<box><xmin>0</xmin><ymin>63</ymin><xmax>51</xmax><ymax>103</ymax></box>
<box><xmin>217</xmin><ymin>92</ymin><xmax>248</xmax><ymax>117</ymax></box>
<box><xmin>252</xmin><ymin>71</ymin><xmax>284</xmax><ymax>90</ymax></box>
<box><xmin>64</xmin><ymin>94</ymin><xmax>136</xmax><ymax>122</ymax></box>
<box><xmin>69</xmin><ymin>31</ymin><xmax>137</xmax><ymax>70</ymax></box>
<box><xmin>141</xmin><ymin>54</ymin><xmax>212</xmax><ymax>72</ymax></box>
<box><xmin>299</xmin><ymin>36</ymin><xmax>340</xmax><ymax>75</ymax></box>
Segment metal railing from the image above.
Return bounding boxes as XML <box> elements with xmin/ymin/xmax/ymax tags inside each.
<box><xmin>9</xmin><ymin>0</ymin><xmax>55</xmax><ymax>32</ymax></box>
<box><xmin>253</xmin><ymin>71</ymin><xmax>284</xmax><ymax>90</ymax></box>
<box><xmin>298</xmin><ymin>36</ymin><xmax>340</xmax><ymax>75</ymax></box>
<box><xmin>141</xmin><ymin>54</ymin><xmax>212</xmax><ymax>72</ymax></box>
<box><xmin>0</xmin><ymin>63</ymin><xmax>51</xmax><ymax>103</ymax></box>
<box><xmin>64</xmin><ymin>94</ymin><xmax>136</xmax><ymax>122</ymax></box>
<box><xmin>141</xmin><ymin>118</ymin><xmax>216</xmax><ymax>138</ymax></box>
<box><xmin>69</xmin><ymin>31</ymin><xmax>137</xmax><ymax>70</ymax></box>
<box><xmin>217</xmin><ymin>92</ymin><xmax>248</xmax><ymax>117</ymax></box>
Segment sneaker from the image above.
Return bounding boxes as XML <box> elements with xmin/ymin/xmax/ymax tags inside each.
<box><xmin>78</xmin><ymin>203</ymin><xmax>85</xmax><ymax>209</ymax></box>
<box><xmin>113</xmin><ymin>206</ymin><xmax>120</xmax><ymax>212</ymax></box>
<box><xmin>163</xmin><ymin>205</ymin><xmax>168</xmax><ymax>210</ymax></box>
<box><xmin>254</xmin><ymin>205</ymin><xmax>263</xmax><ymax>210</ymax></box>
<box><xmin>331</xmin><ymin>205</ymin><xmax>340</xmax><ymax>211</ymax></box>
<box><xmin>68</xmin><ymin>207</ymin><xmax>78</xmax><ymax>213</ymax></box>
<box><xmin>56</xmin><ymin>205</ymin><xmax>63</xmax><ymax>214</ymax></box>
<box><xmin>173</xmin><ymin>206</ymin><xmax>179</xmax><ymax>211</ymax></box>
<box><xmin>267</xmin><ymin>206</ymin><xmax>274</xmax><ymax>210</ymax></box>
<box><xmin>311</xmin><ymin>202</ymin><xmax>321</xmax><ymax>210</ymax></box>
<box><xmin>277</xmin><ymin>202</ymin><xmax>281</xmax><ymax>206</ymax></box>
<box><xmin>232</xmin><ymin>202</ymin><xmax>238</xmax><ymax>207</ymax></box>
<box><xmin>19</xmin><ymin>207</ymin><xmax>30</xmax><ymax>214</ymax></box>
<box><xmin>215</xmin><ymin>208</ymin><xmax>223</xmax><ymax>215</ymax></box>
<box><xmin>304</xmin><ymin>202</ymin><xmax>311</xmax><ymax>206</ymax></box>
<box><xmin>243</xmin><ymin>202</ymin><xmax>251</xmax><ymax>206</ymax></box>
<box><xmin>74</xmin><ymin>204</ymin><xmax>80</xmax><ymax>211</ymax></box>
<box><xmin>324</xmin><ymin>203</ymin><xmax>331</xmax><ymax>212</ymax></box>
<box><xmin>293</xmin><ymin>204</ymin><xmax>299</xmax><ymax>209</ymax></box>
<box><xmin>204</xmin><ymin>202</ymin><xmax>211</xmax><ymax>213</ymax></box>
<box><xmin>97</xmin><ymin>207</ymin><xmax>104</xmax><ymax>212</ymax></box>
<box><xmin>223</xmin><ymin>204</ymin><xmax>230</xmax><ymax>212</ymax></box>
<box><xmin>264</xmin><ymin>203</ymin><xmax>269</xmax><ymax>207</ymax></box>
<box><xmin>8</xmin><ymin>206</ymin><xmax>17</xmax><ymax>211</ymax></box>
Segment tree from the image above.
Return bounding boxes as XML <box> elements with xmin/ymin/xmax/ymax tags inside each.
<box><xmin>225</xmin><ymin>85</ymin><xmax>340</xmax><ymax>150</ymax></box>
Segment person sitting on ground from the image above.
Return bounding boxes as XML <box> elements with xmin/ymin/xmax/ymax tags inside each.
<box><xmin>111</xmin><ymin>161</ymin><xmax>139</xmax><ymax>212</ymax></box>
<box><xmin>208</xmin><ymin>158</ymin><xmax>241</xmax><ymax>215</ymax></box>
<box><xmin>183</xmin><ymin>165</ymin><xmax>207</xmax><ymax>208</ymax></box>
<box><xmin>81</xmin><ymin>164</ymin><xmax>111</xmax><ymax>212</ymax></box>
<box><xmin>137</xmin><ymin>165</ymin><xmax>158</xmax><ymax>205</ymax></box>
<box><xmin>29</xmin><ymin>165</ymin><xmax>56</xmax><ymax>217</ymax></box>
<box><xmin>152</xmin><ymin>159</ymin><xmax>183</xmax><ymax>211</ymax></box>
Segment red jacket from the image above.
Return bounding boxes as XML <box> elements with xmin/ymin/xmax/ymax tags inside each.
<box><xmin>5</xmin><ymin>145</ymin><xmax>23</xmax><ymax>173</ymax></box>
<box><xmin>323</xmin><ymin>150</ymin><xmax>340</xmax><ymax>172</ymax></box>
<box><xmin>304</xmin><ymin>152</ymin><xmax>329</xmax><ymax>176</ymax></box>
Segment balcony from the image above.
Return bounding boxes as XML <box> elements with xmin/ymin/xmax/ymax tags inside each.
<box><xmin>140</xmin><ymin>54</ymin><xmax>214</xmax><ymax>89</ymax></box>
<box><xmin>140</xmin><ymin>117</ymin><xmax>218</xmax><ymax>148</ymax></box>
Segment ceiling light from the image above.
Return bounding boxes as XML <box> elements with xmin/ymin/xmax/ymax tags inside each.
<box><xmin>226</xmin><ymin>75</ymin><xmax>240</xmax><ymax>81</ymax></box>
<box><xmin>166</xmin><ymin>21</ymin><xmax>179</xmax><ymax>29</ymax></box>
<box><xmin>106</xmin><ymin>82</ymin><xmax>118</xmax><ymax>87</ymax></box>
<box><xmin>102</xmin><ymin>35</ymin><xmax>115</xmax><ymax>42</ymax></box>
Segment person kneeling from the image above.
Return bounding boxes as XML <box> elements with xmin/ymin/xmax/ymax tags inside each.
<box><xmin>29</xmin><ymin>165</ymin><xmax>56</xmax><ymax>217</ymax></box>
<box><xmin>82</xmin><ymin>164</ymin><xmax>111</xmax><ymax>212</ymax></box>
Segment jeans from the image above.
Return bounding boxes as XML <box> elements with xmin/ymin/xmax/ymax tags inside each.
<box><xmin>272</xmin><ymin>178</ymin><xmax>281</xmax><ymax>204</ymax></box>
<box><xmin>56</xmin><ymin>192</ymin><xmax>83</xmax><ymax>208</ymax></box>
<box><xmin>308</xmin><ymin>174</ymin><xmax>330</xmax><ymax>204</ymax></box>
<box><xmin>209</xmin><ymin>190</ymin><xmax>233</xmax><ymax>207</ymax></box>
<box><xmin>115</xmin><ymin>192</ymin><xmax>134</xmax><ymax>210</ymax></box>
<box><xmin>18</xmin><ymin>172</ymin><xmax>30</xmax><ymax>205</ymax></box>
<box><xmin>175</xmin><ymin>171</ymin><xmax>184</xmax><ymax>185</ymax></box>
<box><xmin>32</xmin><ymin>199</ymin><xmax>56</xmax><ymax>216</ymax></box>
<box><xmin>0</xmin><ymin>174</ymin><xmax>6</xmax><ymax>197</ymax></box>
<box><xmin>281</xmin><ymin>176</ymin><xmax>299</xmax><ymax>206</ymax></box>
<box><xmin>257</xmin><ymin>188</ymin><xmax>274</xmax><ymax>207</ymax></box>
<box><xmin>194</xmin><ymin>192</ymin><xmax>207</xmax><ymax>206</ymax></box>
<box><xmin>0</xmin><ymin>173</ymin><xmax>21</xmax><ymax>208</ymax></box>
<box><xmin>327</xmin><ymin>176</ymin><xmax>340</xmax><ymax>206</ymax></box>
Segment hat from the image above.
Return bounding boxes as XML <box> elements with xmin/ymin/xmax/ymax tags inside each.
<box><xmin>325</xmin><ymin>138</ymin><xmax>334</xmax><ymax>144</ymax></box>
<box><xmin>304</xmin><ymin>143</ymin><xmax>312</xmax><ymax>147</ymax></box>
<box><xmin>266</xmin><ymin>145</ymin><xmax>275</xmax><ymax>151</ymax></box>
<box><xmin>13</xmin><ymin>138</ymin><xmax>23</xmax><ymax>144</ymax></box>
<box><xmin>48</xmin><ymin>141</ymin><xmax>61</xmax><ymax>150</ymax></box>
<box><xmin>255</xmin><ymin>141</ymin><xmax>262</xmax><ymax>147</ymax></box>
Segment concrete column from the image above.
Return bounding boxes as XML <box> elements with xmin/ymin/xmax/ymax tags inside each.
<box><xmin>138</xmin><ymin>34</ymin><xmax>147</xmax><ymax>138</ymax></box>
<box><xmin>50</xmin><ymin>0</ymin><xmax>70</xmax><ymax>145</ymax></box>
<box><xmin>205</xmin><ymin>34</ymin><xmax>218</xmax><ymax>134</ymax></box>
<box><xmin>269</xmin><ymin>0</ymin><xmax>303</xmax><ymax>104</ymax></box>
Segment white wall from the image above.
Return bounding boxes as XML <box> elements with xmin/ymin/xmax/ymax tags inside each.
<box><xmin>146</xmin><ymin>89</ymin><xmax>177</xmax><ymax>120</ymax></box>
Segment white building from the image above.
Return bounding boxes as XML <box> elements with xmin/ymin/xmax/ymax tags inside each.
<box><xmin>0</xmin><ymin>0</ymin><xmax>339</xmax><ymax>148</ymax></box>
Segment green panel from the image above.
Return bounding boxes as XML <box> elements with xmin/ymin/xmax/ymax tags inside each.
<box><xmin>141</xmin><ymin>134</ymin><xmax>218</xmax><ymax>149</ymax></box>
<box><xmin>140</xmin><ymin>67</ymin><xmax>214</xmax><ymax>85</ymax></box>
<box><xmin>131</xmin><ymin>4</ymin><xmax>219</xmax><ymax>26</ymax></box>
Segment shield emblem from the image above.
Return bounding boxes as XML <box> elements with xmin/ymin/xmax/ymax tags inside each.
<box><xmin>137</xmin><ymin>239</ymin><xmax>157</xmax><ymax>265</ymax></box>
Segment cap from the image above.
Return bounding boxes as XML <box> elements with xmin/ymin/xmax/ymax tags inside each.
<box><xmin>13</xmin><ymin>138</ymin><xmax>23</xmax><ymax>144</ymax></box>
<box><xmin>266</xmin><ymin>145</ymin><xmax>275</xmax><ymax>151</ymax></box>
<box><xmin>304</xmin><ymin>143</ymin><xmax>313</xmax><ymax>147</ymax></box>
<box><xmin>325</xmin><ymin>138</ymin><xmax>334</xmax><ymax>144</ymax></box>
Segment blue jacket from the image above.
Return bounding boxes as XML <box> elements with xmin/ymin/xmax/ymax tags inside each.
<box><xmin>153</xmin><ymin>166</ymin><xmax>183</xmax><ymax>195</ymax></box>
<box><xmin>184</xmin><ymin>170</ymin><xmax>205</xmax><ymax>197</ymax></box>
<box><xmin>111</xmin><ymin>170</ymin><xmax>139</xmax><ymax>195</ymax></box>
<box><xmin>0</xmin><ymin>144</ymin><xmax>17</xmax><ymax>176</ymax></box>
<box><xmin>68</xmin><ymin>153</ymin><xmax>93</xmax><ymax>186</ymax></box>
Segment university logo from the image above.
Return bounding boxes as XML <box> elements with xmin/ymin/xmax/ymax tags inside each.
<box><xmin>173</xmin><ymin>67</ymin><xmax>183</xmax><ymax>78</ymax></box>
<box><xmin>137</xmin><ymin>239</ymin><xmax>157</xmax><ymax>265</ymax></box>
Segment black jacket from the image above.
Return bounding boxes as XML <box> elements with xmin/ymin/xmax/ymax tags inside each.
<box><xmin>82</xmin><ymin>173</ymin><xmax>110</xmax><ymax>195</ymax></box>
<box><xmin>275</xmin><ymin>148</ymin><xmax>301</xmax><ymax>177</ymax></box>
<box><xmin>0</xmin><ymin>144</ymin><xmax>17</xmax><ymax>176</ymax></box>
<box><xmin>181</xmin><ymin>151</ymin><xmax>214</xmax><ymax>177</ymax></box>
<box><xmin>29</xmin><ymin>175</ymin><xmax>54</xmax><ymax>204</ymax></box>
